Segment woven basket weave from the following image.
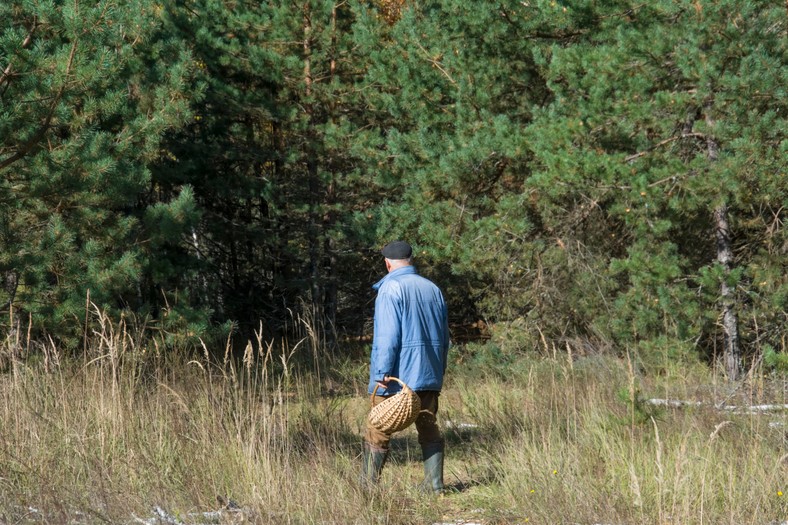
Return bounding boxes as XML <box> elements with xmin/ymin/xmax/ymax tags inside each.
<box><xmin>367</xmin><ymin>377</ymin><xmax>421</xmax><ymax>434</ymax></box>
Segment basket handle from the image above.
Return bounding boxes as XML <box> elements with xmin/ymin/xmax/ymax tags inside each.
<box><xmin>370</xmin><ymin>376</ymin><xmax>407</xmax><ymax>407</ymax></box>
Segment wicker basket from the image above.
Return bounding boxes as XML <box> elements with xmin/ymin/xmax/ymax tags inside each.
<box><xmin>367</xmin><ymin>377</ymin><xmax>421</xmax><ymax>434</ymax></box>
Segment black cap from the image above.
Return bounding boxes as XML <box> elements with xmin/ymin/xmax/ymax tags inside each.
<box><xmin>381</xmin><ymin>240</ymin><xmax>412</xmax><ymax>260</ymax></box>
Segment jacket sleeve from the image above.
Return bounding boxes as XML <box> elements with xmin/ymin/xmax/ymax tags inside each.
<box><xmin>370</xmin><ymin>287</ymin><xmax>402</xmax><ymax>381</ymax></box>
<box><xmin>441</xmin><ymin>298</ymin><xmax>450</xmax><ymax>373</ymax></box>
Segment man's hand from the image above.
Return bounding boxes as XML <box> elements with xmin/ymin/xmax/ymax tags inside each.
<box><xmin>376</xmin><ymin>375</ymin><xmax>391</xmax><ymax>390</ymax></box>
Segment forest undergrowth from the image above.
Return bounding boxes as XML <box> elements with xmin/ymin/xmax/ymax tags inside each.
<box><xmin>0</xmin><ymin>311</ymin><xmax>786</xmax><ymax>525</ymax></box>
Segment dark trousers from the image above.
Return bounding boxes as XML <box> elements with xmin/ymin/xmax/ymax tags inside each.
<box><xmin>365</xmin><ymin>390</ymin><xmax>443</xmax><ymax>450</ymax></box>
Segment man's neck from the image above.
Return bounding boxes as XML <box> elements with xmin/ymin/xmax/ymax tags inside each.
<box><xmin>386</xmin><ymin>259</ymin><xmax>412</xmax><ymax>273</ymax></box>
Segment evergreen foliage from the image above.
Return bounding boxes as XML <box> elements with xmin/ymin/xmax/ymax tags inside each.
<box><xmin>356</xmin><ymin>0</ymin><xmax>554</xmax><ymax>322</ymax></box>
<box><xmin>1</xmin><ymin>0</ymin><xmax>194</xmax><ymax>344</ymax></box>
<box><xmin>525</xmin><ymin>0</ymin><xmax>787</xmax><ymax>367</ymax></box>
<box><xmin>155</xmin><ymin>0</ymin><xmax>384</xmax><ymax>338</ymax></box>
<box><xmin>1</xmin><ymin>0</ymin><xmax>785</xmax><ymax>370</ymax></box>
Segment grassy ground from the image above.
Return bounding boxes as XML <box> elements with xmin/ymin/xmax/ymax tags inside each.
<box><xmin>0</xmin><ymin>320</ymin><xmax>786</xmax><ymax>524</ymax></box>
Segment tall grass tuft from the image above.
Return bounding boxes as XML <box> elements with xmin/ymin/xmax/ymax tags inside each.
<box><xmin>444</xmin><ymin>345</ymin><xmax>787</xmax><ymax>525</ymax></box>
<box><xmin>1</xmin><ymin>311</ymin><xmax>786</xmax><ymax>524</ymax></box>
<box><xmin>0</xmin><ymin>307</ymin><xmax>386</xmax><ymax>523</ymax></box>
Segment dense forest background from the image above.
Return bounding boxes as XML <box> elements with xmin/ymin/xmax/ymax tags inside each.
<box><xmin>1</xmin><ymin>0</ymin><xmax>786</xmax><ymax>379</ymax></box>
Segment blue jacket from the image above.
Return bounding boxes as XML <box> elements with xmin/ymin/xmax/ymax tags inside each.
<box><xmin>368</xmin><ymin>265</ymin><xmax>449</xmax><ymax>395</ymax></box>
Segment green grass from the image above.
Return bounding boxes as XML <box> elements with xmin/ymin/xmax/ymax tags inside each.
<box><xmin>0</xmin><ymin>318</ymin><xmax>786</xmax><ymax>524</ymax></box>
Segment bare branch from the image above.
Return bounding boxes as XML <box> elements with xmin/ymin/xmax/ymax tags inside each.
<box><xmin>413</xmin><ymin>41</ymin><xmax>456</xmax><ymax>85</ymax></box>
<box><xmin>624</xmin><ymin>132</ymin><xmax>706</xmax><ymax>163</ymax></box>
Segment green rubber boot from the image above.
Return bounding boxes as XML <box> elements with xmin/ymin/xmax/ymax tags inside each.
<box><xmin>360</xmin><ymin>442</ymin><xmax>388</xmax><ymax>490</ymax></box>
<box><xmin>421</xmin><ymin>442</ymin><xmax>445</xmax><ymax>493</ymax></box>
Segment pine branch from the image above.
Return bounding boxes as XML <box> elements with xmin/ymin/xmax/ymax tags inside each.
<box><xmin>0</xmin><ymin>18</ymin><xmax>38</xmax><ymax>97</ymax></box>
<box><xmin>0</xmin><ymin>39</ymin><xmax>78</xmax><ymax>172</ymax></box>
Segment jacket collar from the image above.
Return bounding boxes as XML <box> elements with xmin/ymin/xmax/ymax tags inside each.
<box><xmin>372</xmin><ymin>265</ymin><xmax>416</xmax><ymax>290</ymax></box>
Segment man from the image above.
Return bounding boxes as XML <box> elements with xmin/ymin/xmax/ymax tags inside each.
<box><xmin>361</xmin><ymin>240</ymin><xmax>450</xmax><ymax>492</ymax></box>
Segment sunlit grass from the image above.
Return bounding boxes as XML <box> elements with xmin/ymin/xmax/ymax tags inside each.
<box><xmin>1</xmin><ymin>313</ymin><xmax>786</xmax><ymax>524</ymax></box>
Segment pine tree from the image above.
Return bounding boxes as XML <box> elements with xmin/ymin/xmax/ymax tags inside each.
<box><xmin>0</xmin><ymin>0</ymin><xmax>194</xmax><ymax>344</ymax></box>
<box><xmin>156</xmin><ymin>0</ymin><xmax>387</xmax><ymax>340</ymax></box>
<box><xmin>353</xmin><ymin>0</ymin><xmax>559</xmax><ymax>323</ymax></box>
<box><xmin>354</xmin><ymin>0</ymin><xmax>786</xmax><ymax>374</ymax></box>
<box><xmin>526</xmin><ymin>0</ymin><xmax>787</xmax><ymax>374</ymax></box>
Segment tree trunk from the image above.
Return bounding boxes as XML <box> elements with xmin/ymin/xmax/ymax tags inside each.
<box><xmin>2</xmin><ymin>270</ymin><xmax>18</xmax><ymax>311</ymax></box>
<box><xmin>321</xmin><ymin>3</ymin><xmax>339</xmax><ymax>349</ymax></box>
<box><xmin>302</xmin><ymin>2</ymin><xmax>323</xmax><ymax>319</ymax></box>
<box><xmin>713</xmin><ymin>204</ymin><xmax>741</xmax><ymax>380</ymax></box>
<box><xmin>706</xmin><ymin>108</ymin><xmax>742</xmax><ymax>380</ymax></box>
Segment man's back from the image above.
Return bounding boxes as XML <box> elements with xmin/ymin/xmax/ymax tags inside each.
<box><xmin>369</xmin><ymin>265</ymin><xmax>449</xmax><ymax>394</ymax></box>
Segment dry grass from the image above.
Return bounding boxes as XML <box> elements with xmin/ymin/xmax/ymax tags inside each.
<box><xmin>0</xmin><ymin>312</ymin><xmax>786</xmax><ymax>524</ymax></box>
